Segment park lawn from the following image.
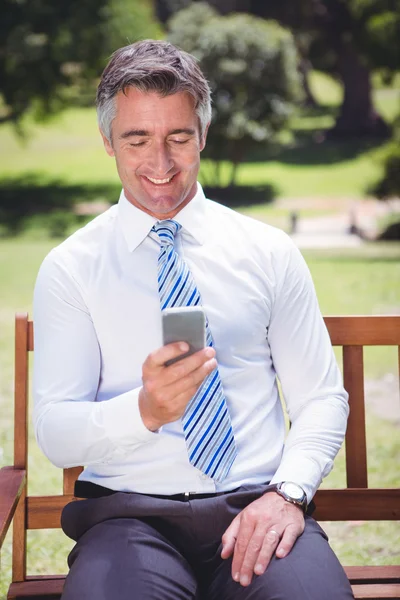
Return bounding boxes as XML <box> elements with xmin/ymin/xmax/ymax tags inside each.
<box><xmin>0</xmin><ymin>235</ymin><xmax>399</xmax><ymax>596</ymax></box>
<box><xmin>200</xmin><ymin>146</ymin><xmax>387</xmax><ymax>198</ymax></box>
<box><xmin>0</xmin><ymin>72</ymin><xmax>398</xmax><ymax>201</ymax></box>
<box><xmin>0</xmin><ymin>107</ymin><xmax>390</xmax><ymax>198</ymax></box>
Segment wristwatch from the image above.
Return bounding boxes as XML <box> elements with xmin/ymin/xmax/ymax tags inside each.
<box><xmin>273</xmin><ymin>481</ymin><xmax>308</xmax><ymax>514</ymax></box>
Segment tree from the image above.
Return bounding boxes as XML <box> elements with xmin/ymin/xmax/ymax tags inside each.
<box><xmin>0</xmin><ymin>0</ymin><xmax>105</xmax><ymax>126</ymax></box>
<box><xmin>167</xmin><ymin>3</ymin><xmax>301</xmax><ymax>186</ymax></box>
<box><xmin>0</xmin><ymin>0</ymin><xmax>162</xmax><ymax>128</ymax></box>
<box><xmin>296</xmin><ymin>0</ymin><xmax>399</xmax><ymax>138</ymax></box>
<box><xmin>157</xmin><ymin>0</ymin><xmax>400</xmax><ymax>138</ymax></box>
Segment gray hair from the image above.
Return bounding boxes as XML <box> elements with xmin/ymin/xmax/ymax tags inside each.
<box><xmin>97</xmin><ymin>40</ymin><xmax>212</xmax><ymax>142</ymax></box>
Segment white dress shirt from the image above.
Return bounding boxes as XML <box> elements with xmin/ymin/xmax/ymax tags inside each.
<box><xmin>33</xmin><ymin>184</ymin><xmax>349</xmax><ymax>502</ymax></box>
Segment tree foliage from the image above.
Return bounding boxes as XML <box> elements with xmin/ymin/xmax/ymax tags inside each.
<box><xmin>168</xmin><ymin>3</ymin><xmax>301</xmax><ymax>185</ymax></box>
<box><xmin>0</xmin><ymin>0</ymin><xmax>162</xmax><ymax>128</ymax></box>
<box><xmin>0</xmin><ymin>0</ymin><xmax>105</xmax><ymax>125</ymax></box>
<box><xmin>159</xmin><ymin>0</ymin><xmax>400</xmax><ymax>137</ymax></box>
<box><xmin>101</xmin><ymin>0</ymin><xmax>164</xmax><ymax>62</ymax></box>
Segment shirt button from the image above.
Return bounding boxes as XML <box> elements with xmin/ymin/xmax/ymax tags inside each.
<box><xmin>200</xmin><ymin>474</ymin><xmax>208</xmax><ymax>480</ymax></box>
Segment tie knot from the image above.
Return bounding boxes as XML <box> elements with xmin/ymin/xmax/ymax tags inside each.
<box><xmin>153</xmin><ymin>220</ymin><xmax>181</xmax><ymax>246</ymax></box>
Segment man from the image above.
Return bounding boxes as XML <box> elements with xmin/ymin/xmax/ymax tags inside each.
<box><xmin>33</xmin><ymin>40</ymin><xmax>354</xmax><ymax>599</ymax></box>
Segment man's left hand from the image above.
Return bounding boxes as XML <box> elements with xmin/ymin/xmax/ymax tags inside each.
<box><xmin>221</xmin><ymin>491</ymin><xmax>305</xmax><ymax>587</ymax></box>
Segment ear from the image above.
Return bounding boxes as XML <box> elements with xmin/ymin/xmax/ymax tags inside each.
<box><xmin>199</xmin><ymin>122</ymin><xmax>210</xmax><ymax>152</ymax></box>
<box><xmin>99</xmin><ymin>128</ymin><xmax>115</xmax><ymax>157</ymax></box>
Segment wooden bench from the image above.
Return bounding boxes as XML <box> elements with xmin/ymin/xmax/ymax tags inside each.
<box><xmin>1</xmin><ymin>313</ymin><xmax>399</xmax><ymax>599</ymax></box>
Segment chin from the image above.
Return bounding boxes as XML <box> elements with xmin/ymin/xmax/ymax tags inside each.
<box><xmin>150</xmin><ymin>196</ymin><xmax>184</xmax><ymax>212</ymax></box>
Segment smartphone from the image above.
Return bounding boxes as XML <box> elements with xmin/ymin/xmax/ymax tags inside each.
<box><xmin>162</xmin><ymin>306</ymin><xmax>207</xmax><ymax>366</ymax></box>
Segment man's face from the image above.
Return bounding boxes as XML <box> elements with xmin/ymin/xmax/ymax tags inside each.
<box><xmin>101</xmin><ymin>88</ymin><xmax>208</xmax><ymax>220</ymax></box>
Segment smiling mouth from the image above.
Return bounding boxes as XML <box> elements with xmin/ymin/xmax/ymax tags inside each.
<box><xmin>145</xmin><ymin>175</ymin><xmax>176</xmax><ymax>185</ymax></box>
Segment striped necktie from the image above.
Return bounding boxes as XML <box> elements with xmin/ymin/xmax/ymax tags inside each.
<box><xmin>152</xmin><ymin>220</ymin><xmax>237</xmax><ymax>482</ymax></box>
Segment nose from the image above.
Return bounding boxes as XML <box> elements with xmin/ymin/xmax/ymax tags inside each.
<box><xmin>149</xmin><ymin>141</ymin><xmax>174</xmax><ymax>176</ymax></box>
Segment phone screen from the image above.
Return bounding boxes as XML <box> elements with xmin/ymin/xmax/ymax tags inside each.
<box><xmin>162</xmin><ymin>306</ymin><xmax>206</xmax><ymax>366</ymax></box>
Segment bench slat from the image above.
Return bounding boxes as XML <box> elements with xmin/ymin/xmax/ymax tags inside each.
<box><xmin>8</xmin><ymin>571</ymin><xmax>400</xmax><ymax>599</ymax></box>
<box><xmin>324</xmin><ymin>315</ymin><xmax>400</xmax><ymax>346</ymax></box>
<box><xmin>313</xmin><ymin>489</ymin><xmax>400</xmax><ymax>521</ymax></box>
<box><xmin>343</xmin><ymin>346</ymin><xmax>368</xmax><ymax>488</ymax></box>
<box><xmin>26</xmin><ymin>488</ymin><xmax>400</xmax><ymax>530</ymax></box>
<box><xmin>8</xmin><ymin>577</ymin><xmax>64</xmax><ymax>597</ymax></box>
<box><xmin>27</xmin><ymin>496</ymin><xmax>75</xmax><ymax>530</ymax></box>
<box><xmin>27</xmin><ymin>316</ymin><xmax>400</xmax><ymax>350</ymax></box>
<box><xmin>351</xmin><ymin>583</ymin><xmax>400</xmax><ymax>599</ymax></box>
<box><xmin>345</xmin><ymin>565</ymin><xmax>400</xmax><ymax>584</ymax></box>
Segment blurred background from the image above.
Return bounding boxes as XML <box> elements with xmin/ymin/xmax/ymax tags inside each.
<box><xmin>0</xmin><ymin>0</ymin><xmax>399</xmax><ymax>596</ymax></box>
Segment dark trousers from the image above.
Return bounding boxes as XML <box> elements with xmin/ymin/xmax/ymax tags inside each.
<box><xmin>61</xmin><ymin>483</ymin><xmax>354</xmax><ymax>600</ymax></box>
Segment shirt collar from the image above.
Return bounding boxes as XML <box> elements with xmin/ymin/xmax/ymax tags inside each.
<box><xmin>117</xmin><ymin>183</ymin><xmax>208</xmax><ymax>252</ymax></box>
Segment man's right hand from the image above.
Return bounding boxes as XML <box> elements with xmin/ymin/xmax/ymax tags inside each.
<box><xmin>138</xmin><ymin>342</ymin><xmax>217</xmax><ymax>431</ymax></box>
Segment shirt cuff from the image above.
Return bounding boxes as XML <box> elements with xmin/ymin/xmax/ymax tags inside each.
<box><xmin>98</xmin><ymin>387</ymin><xmax>159</xmax><ymax>448</ymax></box>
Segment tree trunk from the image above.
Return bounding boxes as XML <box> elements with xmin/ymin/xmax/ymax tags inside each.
<box><xmin>328</xmin><ymin>42</ymin><xmax>390</xmax><ymax>139</ymax></box>
<box><xmin>228</xmin><ymin>161</ymin><xmax>240</xmax><ymax>187</ymax></box>
<box><xmin>298</xmin><ymin>58</ymin><xmax>318</xmax><ymax>108</ymax></box>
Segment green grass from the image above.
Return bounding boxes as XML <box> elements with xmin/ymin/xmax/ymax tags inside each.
<box><xmin>0</xmin><ymin>115</ymin><xmax>387</xmax><ymax>198</ymax></box>
<box><xmin>238</xmin><ymin>152</ymin><xmax>385</xmax><ymax>198</ymax></box>
<box><xmin>198</xmin><ymin>137</ymin><xmax>389</xmax><ymax>197</ymax></box>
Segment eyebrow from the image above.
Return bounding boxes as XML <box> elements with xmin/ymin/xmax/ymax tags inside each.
<box><xmin>119</xmin><ymin>128</ymin><xmax>196</xmax><ymax>139</ymax></box>
<box><xmin>169</xmin><ymin>128</ymin><xmax>196</xmax><ymax>136</ymax></box>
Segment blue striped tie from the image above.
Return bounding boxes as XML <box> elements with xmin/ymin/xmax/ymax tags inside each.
<box><xmin>153</xmin><ymin>220</ymin><xmax>237</xmax><ymax>482</ymax></box>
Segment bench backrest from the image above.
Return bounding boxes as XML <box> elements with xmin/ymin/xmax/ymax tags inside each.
<box><xmin>12</xmin><ymin>313</ymin><xmax>400</xmax><ymax>582</ymax></box>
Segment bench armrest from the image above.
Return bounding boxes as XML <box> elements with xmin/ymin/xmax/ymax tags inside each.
<box><xmin>0</xmin><ymin>466</ymin><xmax>26</xmax><ymax>548</ymax></box>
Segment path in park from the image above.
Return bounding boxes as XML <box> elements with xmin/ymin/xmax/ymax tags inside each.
<box><xmin>290</xmin><ymin>213</ymin><xmax>363</xmax><ymax>248</ymax></box>
<box><xmin>284</xmin><ymin>196</ymin><xmax>400</xmax><ymax>249</ymax></box>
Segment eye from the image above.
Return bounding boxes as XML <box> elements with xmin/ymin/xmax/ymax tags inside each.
<box><xmin>129</xmin><ymin>141</ymin><xmax>145</xmax><ymax>147</ymax></box>
<box><xmin>171</xmin><ymin>138</ymin><xmax>190</xmax><ymax>145</ymax></box>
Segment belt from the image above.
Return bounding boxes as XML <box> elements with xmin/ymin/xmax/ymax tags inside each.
<box><xmin>74</xmin><ymin>480</ymin><xmax>316</xmax><ymax>515</ymax></box>
<box><xmin>74</xmin><ymin>480</ymin><xmax>238</xmax><ymax>501</ymax></box>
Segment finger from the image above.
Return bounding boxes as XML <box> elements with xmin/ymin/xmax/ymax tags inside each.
<box><xmin>276</xmin><ymin>523</ymin><xmax>302</xmax><ymax>559</ymax></box>
<box><xmin>230</xmin><ymin>511</ymin><xmax>257</xmax><ymax>584</ymax></box>
<box><xmin>252</xmin><ymin>528</ymin><xmax>282</xmax><ymax>577</ymax></box>
<box><xmin>144</xmin><ymin>342</ymin><xmax>190</xmax><ymax>371</ymax></box>
<box><xmin>221</xmin><ymin>515</ymin><xmax>241</xmax><ymax>560</ymax></box>
<box><xmin>238</xmin><ymin>522</ymin><xmax>269</xmax><ymax>586</ymax></box>
<box><xmin>161</xmin><ymin>357</ymin><xmax>217</xmax><ymax>402</ymax></box>
<box><xmin>141</xmin><ymin>357</ymin><xmax>217</xmax><ymax>429</ymax></box>
<box><xmin>162</xmin><ymin>347</ymin><xmax>216</xmax><ymax>386</ymax></box>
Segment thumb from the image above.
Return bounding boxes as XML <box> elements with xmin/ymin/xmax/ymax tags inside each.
<box><xmin>221</xmin><ymin>515</ymin><xmax>241</xmax><ymax>559</ymax></box>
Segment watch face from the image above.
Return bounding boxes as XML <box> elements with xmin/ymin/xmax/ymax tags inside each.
<box><xmin>282</xmin><ymin>482</ymin><xmax>304</xmax><ymax>500</ymax></box>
